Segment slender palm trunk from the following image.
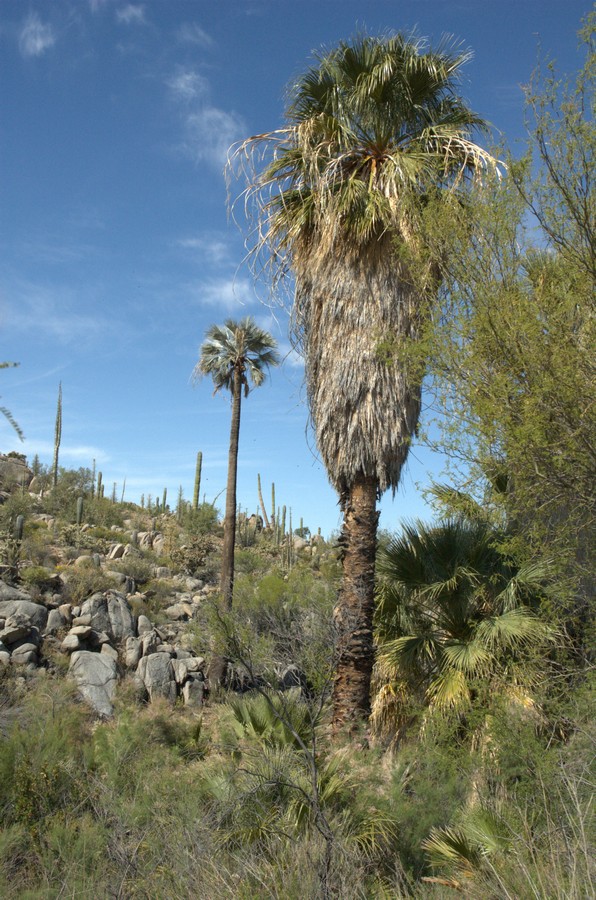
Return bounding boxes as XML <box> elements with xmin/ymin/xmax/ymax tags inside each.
<box><xmin>331</xmin><ymin>475</ymin><xmax>380</xmax><ymax>734</ymax></box>
<box><xmin>220</xmin><ymin>366</ymin><xmax>242</xmax><ymax>609</ymax></box>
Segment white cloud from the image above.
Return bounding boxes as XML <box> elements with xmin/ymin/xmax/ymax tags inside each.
<box><xmin>19</xmin><ymin>13</ymin><xmax>55</xmax><ymax>58</ymax></box>
<box><xmin>185</xmin><ymin>106</ymin><xmax>245</xmax><ymax>167</ymax></box>
<box><xmin>89</xmin><ymin>0</ymin><xmax>112</xmax><ymax>12</ymax></box>
<box><xmin>116</xmin><ymin>4</ymin><xmax>146</xmax><ymax>25</ymax></box>
<box><xmin>177</xmin><ymin>23</ymin><xmax>213</xmax><ymax>48</ymax></box>
<box><xmin>190</xmin><ymin>276</ymin><xmax>256</xmax><ymax>313</ymax></box>
<box><xmin>177</xmin><ymin>234</ymin><xmax>232</xmax><ymax>266</ymax></box>
<box><xmin>167</xmin><ymin>69</ymin><xmax>208</xmax><ymax>102</ymax></box>
<box><xmin>0</xmin><ymin>279</ymin><xmax>114</xmax><ymax>344</ymax></box>
<box><xmin>167</xmin><ymin>66</ymin><xmax>246</xmax><ymax>168</ymax></box>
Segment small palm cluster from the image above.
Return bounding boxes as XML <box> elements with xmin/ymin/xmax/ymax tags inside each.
<box><xmin>373</xmin><ymin>502</ymin><xmax>554</xmax><ymax>737</ymax></box>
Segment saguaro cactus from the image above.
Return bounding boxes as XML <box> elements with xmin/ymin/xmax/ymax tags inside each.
<box><xmin>257</xmin><ymin>474</ymin><xmax>270</xmax><ymax>530</ymax></box>
<box><xmin>162</xmin><ymin>487</ymin><xmax>167</xmax><ymax>511</ymax></box>
<box><xmin>52</xmin><ymin>382</ymin><xmax>62</xmax><ymax>488</ymax></box>
<box><xmin>76</xmin><ymin>496</ymin><xmax>84</xmax><ymax>526</ymax></box>
<box><xmin>14</xmin><ymin>515</ymin><xmax>24</xmax><ymax>542</ymax></box>
<box><xmin>193</xmin><ymin>452</ymin><xmax>203</xmax><ymax>510</ymax></box>
<box><xmin>271</xmin><ymin>482</ymin><xmax>276</xmax><ymax>530</ymax></box>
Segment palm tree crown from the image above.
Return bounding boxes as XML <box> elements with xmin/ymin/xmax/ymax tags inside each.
<box><xmin>195</xmin><ymin>317</ymin><xmax>280</xmax><ymax>396</ymax></box>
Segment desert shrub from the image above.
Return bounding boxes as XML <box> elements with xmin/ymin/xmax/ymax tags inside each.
<box><xmin>169</xmin><ymin>535</ymin><xmax>217</xmax><ymax>576</ymax></box>
<box><xmin>86</xmin><ymin>524</ymin><xmax>130</xmax><ymax>545</ymax></box>
<box><xmin>19</xmin><ymin>565</ymin><xmax>56</xmax><ymax>592</ymax></box>
<box><xmin>142</xmin><ymin>577</ymin><xmax>178</xmax><ymax>616</ymax></box>
<box><xmin>182</xmin><ymin>502</ymin><xmax>220</xmax><ymax>536</ymax></box>
<box><xmin>109</xmin><ymin>553</ymin><xmax>153</xmax><ymax>585</ymax></box>
<box><xmin>60</xmin><ymin>563</ymin><xmax>115</xmax><ymax>604</ymax></box>
<box><xmin>0</xmin><ymin>678</ymin><xmax>91</xmax><ymax>839</ymax></box>
<box><xmin>19</xmin><ymin>522</ymin><xmax>58</xmax><ymax>568</ymax></box>
<box><xmin>234</xmin><ymin>547</ymin><xmax>271</xmax><ymax>576</ymax></box>
<box><xmin>378</xmin><ymin>717</ymin><xmax>475</xmax><ymax>878</ymax></box>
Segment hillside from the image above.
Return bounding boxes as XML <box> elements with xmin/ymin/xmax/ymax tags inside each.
<box><xmin>0</xmin><ymin>454</ymin><xmax>593</xmax><ymax>898</ymax></box>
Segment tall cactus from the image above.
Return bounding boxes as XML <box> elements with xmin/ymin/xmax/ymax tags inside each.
<box><xmin>76</xmin><ymin>496</ymin><xmax>84</xmax><ymax>526</ymax></box>
<box><xmin>193</xmin><ymin>451</ymin><xmax>203</xmax><ymax>510</ymax></box>
<box><xmin>90</xmin><ymin>458</ymin><xmax>96</xmax><ymax>498</ymax></box>
<box><xmin>288</xmin><ymin>508</ymin><xmax>293</xmax><ymax>570</ymax></box>
<box><xmin>52</xmin><ymin>382</ymin><xmax>62</xmax><ymax>488</ymax></box>
<box><xmin>97</xmin><ymin>471</ymin><xmax>103</xmax><ymax>499</ymax></box>
<box><xmin>162</xmin><ymin>487</ymin><xmax>167</xmax><ymax>512</ymax></box>
<box><xmin>257</xmin><ymin>474</ymin><xmax>270</xmax><ymax>530</ymax></box>
<box><xmin>14</xmin><ymin>514</ymin><xmax>24</xmax><ymax>542</ymax></box>
<box><xmin>271</xmin><ymin>482</ymin><xmax>276</xmax><ymax>530</ymax></box>
<box><xmin>120</xmin><ymin>478</ymin><xmax>126</xmax><ymax>503</ymax></box>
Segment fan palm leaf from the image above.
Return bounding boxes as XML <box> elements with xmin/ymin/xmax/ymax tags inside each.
<box><xmin>375</xmin><ymin>513</ymin><xmax>553</xmax><ymax>726</ymax></box>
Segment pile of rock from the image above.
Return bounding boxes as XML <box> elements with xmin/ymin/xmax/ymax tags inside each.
<box><xmin>0</xmin><ymin>580</ymin><xmax>206</xmax><ymax>718</ymax></box>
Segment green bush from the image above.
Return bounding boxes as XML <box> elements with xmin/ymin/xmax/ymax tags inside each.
<box><xmin>19</xmin><ymin>565</ymin><xmax>56</xmax><ymax>592</ymax></box>
<box><xmin>60</xmin><ymin>563</ymin><xmax>115</xmax><ymax>604</ymax></box>
<box><xmin>109</xmin><ymin>553</ymin><xmax>153</xmax><ymax>585</ymax></box>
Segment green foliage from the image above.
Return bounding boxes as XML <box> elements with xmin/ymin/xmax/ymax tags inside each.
<box><xmin>109</xmin><ymin>553</ymin><xmax>153</xmax><ymax>585</ymax></box>
<box><xmin>418</xmin><ymin>17</ymin><xmax>595</xmax><ymax>644</ymax></box>
<box><xmin>60</xmin><ymin>562</ymin><xmax>115</xmax><ymax>604</ymax></box>
<box><xmin>374</xmin><ymin>515</ymin><xmax>555</xmax><ymax>742</ymax></box>
<box><xmin>168</xmin><ymin>534</ymin><xmax>216</xmax><ymax>577</ymax></box>
<box><xmin>180</xmin><ymin>501</ymin><xmax>219</xmax><ymax>536</ymax></box>
<box><xmin>19</xmin><ymin>566</ymin><xmax>56</xmax><ymax>591</ymax></box>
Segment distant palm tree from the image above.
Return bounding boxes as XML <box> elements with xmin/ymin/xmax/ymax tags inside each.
<box><xmin>194</xmin><ymin>317</ymin><xmax>279</xmax><ymax>608</ymax></box>
<box><xmin>236</xmin><ymin>33</ymin><xmax>497</xmax><ymax>730</ymax></box>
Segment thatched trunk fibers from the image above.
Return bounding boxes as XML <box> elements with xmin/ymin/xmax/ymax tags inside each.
<box><xmin>220</xmin><ymin>365</ymin><xmax>242</xmax><ymax>610</ymax></box>
<box><xmin>296</xmin><ymin>235</ymin><xmax>423</xmax><ymax>733</ymax></box>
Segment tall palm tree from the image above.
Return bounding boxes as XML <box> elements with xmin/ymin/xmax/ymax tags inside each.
<box><xmin>236</xmin><ymin>33</ymin><xmax>497</xmax><ymax>730</ymax></box>
<box><xmin>195</xmin><ymin>317</ymin><xmax>279</xmax><ymax>608</ymax></box>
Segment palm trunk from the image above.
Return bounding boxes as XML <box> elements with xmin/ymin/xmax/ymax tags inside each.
<box><xmin>220</xmin><ymin>367</ymin><xmax>242</xmax><ymax>609</ymax></box>
<box><xmin>331</xmin><ymin>475</ymin><xmax>379</xmax><ymax>734</ymax></box>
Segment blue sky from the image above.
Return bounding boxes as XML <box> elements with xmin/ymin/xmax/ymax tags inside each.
<box><xmin>0</xmin><ymin>0</ymin><xmax>590</xmax><ymax>537</ymax></box>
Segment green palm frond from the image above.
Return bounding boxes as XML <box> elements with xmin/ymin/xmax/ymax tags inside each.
<box><xmin>440</xmin><ymin>640</ymin><xmax>493</xmax><ymax>676</ymax></box>
<box><xmin>235</xmin><ymin>31</ymin><xmax>499</xmax><ymax>275</ymax></box>
<box><xmin>495</xmin><ymin>558</ymin><xmax>553</xmax><ymax>611</ymax></box>
<box><xmin>475</xmin><ymin>608</ymin><xmax>553</xmax><ymax>651</ymax></box>
<box><xmin>426</xmin><ymin>669</ymin><xmax>471</xmax><ymax>709</ymax></box>
<box><xmin>228</xmin><ymin>691</ymin><xmax>316</xmax><ymax>751</ymax></box>
<box><xmin>194</xmin><ymin>316</ymin><xmax>280</xmax><ymax>395</ymax></box>
<box><xmin>423</xmin><ymin>807</ymin><xmax>511</xmax><ymax>878</ymax></box>
<box><xmin>380</xmin><ymin>634</ymin><xmax>440</xmax><ymax>671</ymax></box>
